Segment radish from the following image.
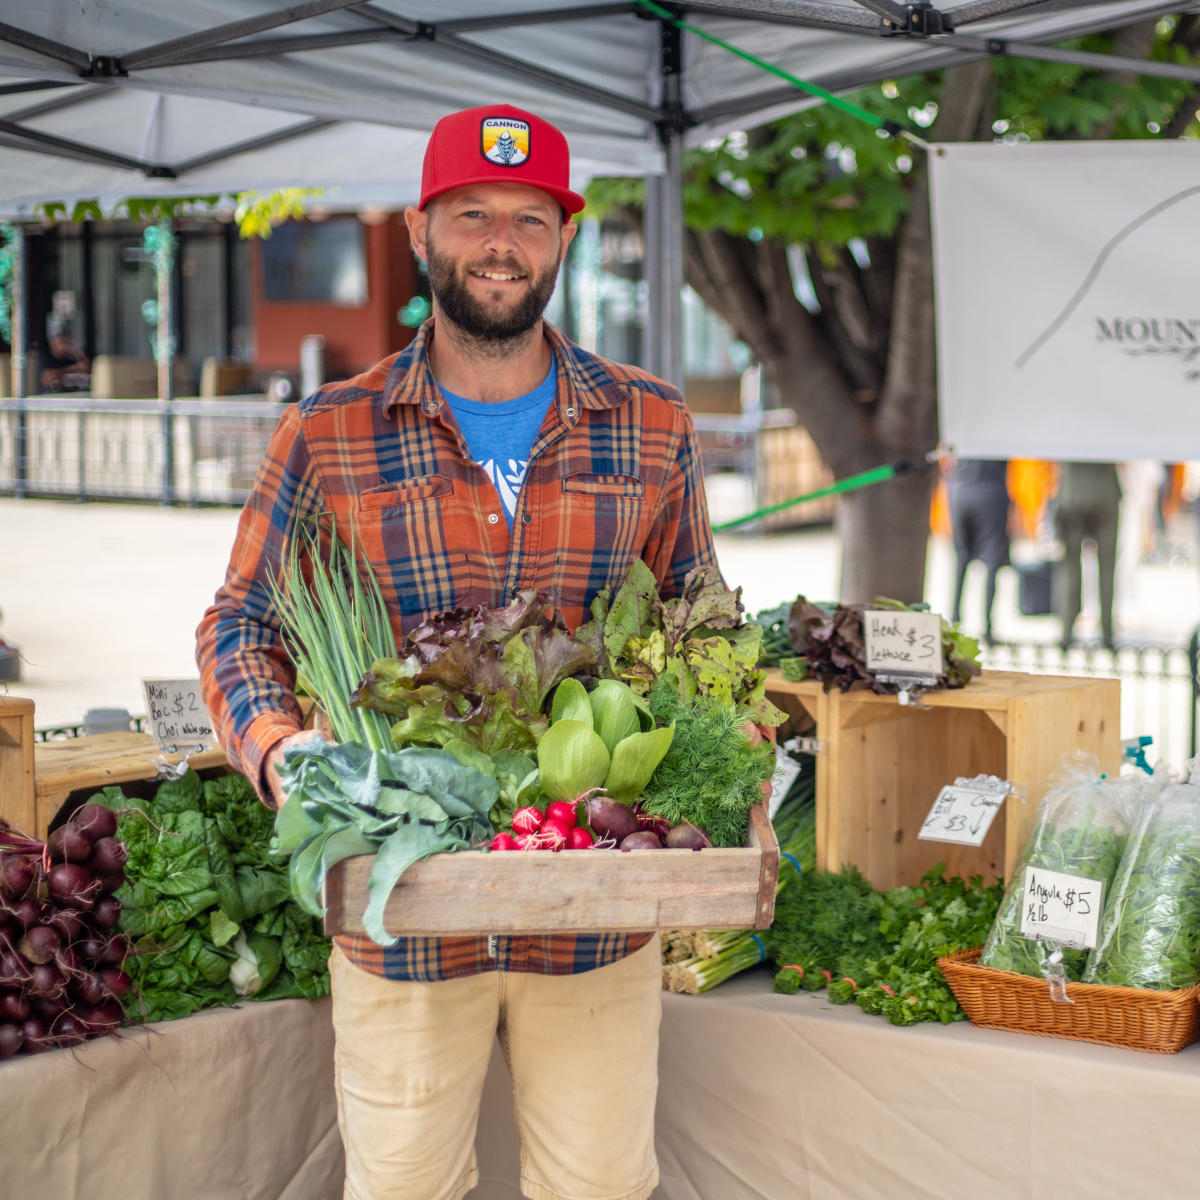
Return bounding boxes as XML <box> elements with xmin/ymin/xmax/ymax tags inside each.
<box><xmin>538</xmin><ymin>818</ymin><xmax>571</xmax><ymax>851</ymax></box>
<box><xmin>543</xmin><ymin>800</ymin><xmax>578</xmax><ymax>829</ymax></box>
<box><xmin>565</xmin><ymin>826</ymin><xmax>595</xmax><ymax>850</ymax></box>
<box><xmin>489</xmin><ymin>833</ymin><xmax>518</xmax><ymax>852</ymax></box>
<box><xmin>511</xmin><ymin>806</ymin><xmax>544</xmax><ymax>837</ymax></box>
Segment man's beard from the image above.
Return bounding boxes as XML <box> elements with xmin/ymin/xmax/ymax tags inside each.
<box><xmin>426</xmin><ymin>237</ymin><xmax>560</xmax><ymax>347</ymax></box>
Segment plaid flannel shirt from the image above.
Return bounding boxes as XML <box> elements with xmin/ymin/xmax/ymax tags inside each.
<box><xmin>196</xmin><ymin>318</ymin><xmax>719</xmax><ymax>981</ymax></box>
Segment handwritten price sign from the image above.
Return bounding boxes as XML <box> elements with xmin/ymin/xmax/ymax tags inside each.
<box><xmin>918</xmin><ymin>780</ymin><xmax>1009</xmax><ymax>846</ymax></box>
<box><xmin>1019</xmin><ymin>866</ymin><xmax>1103</xmax><ymax>950</ymax></box>
<box><xmin>141</xmin><ymin>677</ymin><xmax>214</xmax><ymax>755</ymax></box>
<box><xmin>863</xmin><ymin>609</ymin><xmax>944</xmax><ymax>681</ymax></box>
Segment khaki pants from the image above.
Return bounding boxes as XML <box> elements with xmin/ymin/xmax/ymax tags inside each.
<box><xmin>330</xmin><ymin>940</ymin><xmax>662</xmax><ymax>1200</ymax></box>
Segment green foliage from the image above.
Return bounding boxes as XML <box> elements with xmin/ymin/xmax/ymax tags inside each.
<box><xmin>98</xmin><ymin>770</ymin><xmax>331</xmax><ymax>1025</ymax></box>
<box><xmin>575</xmin><ymin>558</ymin><xmax>786</xmax><ymax>728</ymax></box>
<box><xmin>273</xmin><ymin>738</ymin><xmax>497</xmax><ymax>947</ymax></box>
<box><xmin>768</xmin><ymin>863</ymin><xmax>1004</xmax><ymax>1026</ymax></box>
<box><xmin>587</xmin><ymin>23</ymin><xmax>1199</xmax><ymax>261</ymax></box>
<box><xmin>981</xmin><ymin>803</ymin><xmax>1128</xmax><ymax>980</ymax></box>
<box><xmin>1084</xmin><ymin>785</ymin><xmax>1200</xmax><ymax>989</ymax></box>
<box><xmin>31</xmin><ymin>187</ymin><xmax>323</xmax><ymax>239</ymax></box>
<box><xmin>637</xmin><ymin>679</ymin><xmax>774</xmax><ymax>846</ymax></box>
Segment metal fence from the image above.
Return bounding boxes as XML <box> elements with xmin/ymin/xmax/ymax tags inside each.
<box><xmin>0</xmin><ymin>395</ymin><xmax>283</xmax><ymax>506</ymax></box>
<box><xmin>981</xmin><ymin>635</ymin><xmax>1200</xmax><ymax>768</ymax></box>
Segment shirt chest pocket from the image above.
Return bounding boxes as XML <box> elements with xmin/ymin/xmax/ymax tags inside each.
<box><xmin>558</xmin><ymin>472</ymin><xmax>648</xmax><ymax>590</ymax></box>
<box><xmin>352</xmin><ymin>475</ymin><xmax>468</xmax><ymax>620</ymax></box>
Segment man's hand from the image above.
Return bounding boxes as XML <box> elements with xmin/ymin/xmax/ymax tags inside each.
<box><xmin>265</xmin><ymin>717</ymin><xmax>333</xmax><ymax>810</ymax></box>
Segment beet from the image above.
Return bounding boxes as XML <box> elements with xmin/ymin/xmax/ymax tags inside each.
<box><xmin>76</xmin><ymin>936</ymin><xmax>107</xmax><ymax>964</ymax></box>
<box><xmin>29</xmin><ymin>962</ymin><xmax>66</xmax><ymax>1001</ymax></box>
<box><xmin>46</xmin><ymin>863</ymin><xmax>96</xmax><ymax>910</ymax></box>
<box><xmin>0</xmin><ymin>991</ymin><xmax>30</xmax><ymax>1022</ymax></box>
<box><xmin>73</xmin><ymin>971</ymin><xmax>107</xmax><ymax>1008</ymax></box>
<box><xmin>69</xmin><ymin>802</ymin><xmax>118</xmax><ymax>842</ymax></box>
<box><xmin>99</xmin><ymin>967</ymin><xmax>133</xmax><ymax>997</ymax></box>
<box><xmin>0</xmin><ymin>1022</ymin><xmax>25</xmax><ymax>1058</ymax></box>
<box><xmin>92</xmin><ymin>894</ymin><xmax>122</xmax><ymax>929</ymax></box>
<box><xmin>0</xmin><ymin>854</ymin><xmax>35</xmax><ymax>899</ymax></box>
<box><xmin>619</xmin><ymin>831</ymin><xmax>664</xmax><ymax>851</ymax></box>
<box><xmin>664</xmin><ymin>822</ymin><xmax>712</xmax><ymax>850</ymax></box>
<box><xmin>8</xmin><ymin>897</ymin><xmax>39</xmax><ymax>932</ymax></box>
<box><xmin>0</xmin><ymin>951</ymin><xmax>28</xmax><ymax>989</ymax></box>
<box><xmin>584</xmin><ymin>796</ymin><xmax>639</xmax><ymax>844</ymax></box>
<box><xmin>44</xmin><ymin>908</ymin><xmax>85</xmax><ymax>942</ymax></box>
<box><xmin>88</xmin><ymin>837</ymin><xmax>128</xmax><ymax>876</ymax></box>
<box><xmin>53</xmin><ymin>1013</ymin><xmax>87</xmax><ymax>1046</ymax></box>
<box><xmin>47</xmin><ymin>822</ymin><xmax>93</xmax><ymax>864</ymax></box>
<box><xmin>18</xmin><ymin>924</ymin><xmax>61</xmax><ymax>965</ymax></box>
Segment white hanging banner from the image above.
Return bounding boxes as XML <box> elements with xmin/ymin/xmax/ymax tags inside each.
<box><xmin>930</xmin><ymin>140</ymin><xmax>1200</xmax><ymax>461</ymax></box>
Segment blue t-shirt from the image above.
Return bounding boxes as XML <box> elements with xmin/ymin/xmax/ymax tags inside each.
<box><xmin>438</xmin><ymin>356</ymin><xmax>556</xmax><ymax>527</ymax></box>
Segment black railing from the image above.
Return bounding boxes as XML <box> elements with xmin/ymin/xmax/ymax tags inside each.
<box><xmin>982</xmin><ymin>633</ymin><xmax>1200</xmax><ymax>766</ymax></box>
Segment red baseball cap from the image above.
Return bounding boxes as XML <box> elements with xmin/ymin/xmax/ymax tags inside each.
<box><xmin>419</xmin><ymin>104</ymin><xmax>586</xmax><ymax>215</ymax></box>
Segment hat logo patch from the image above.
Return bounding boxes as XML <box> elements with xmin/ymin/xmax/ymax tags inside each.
<box><xmin>481</xmin><ymin>117</ymin><xmax>530</xmax><ymax>167</ymax></box>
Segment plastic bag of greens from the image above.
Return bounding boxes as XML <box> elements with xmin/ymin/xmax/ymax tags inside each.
<box><xmin>979</xmin><ymin>753</ymin><xmax>1143</xmax><ymax>981</ymax></box>
<box><xmin>1083</xmin><ymin>761</ymin><xmax>1200</xmax><ymax>990</ymax></box>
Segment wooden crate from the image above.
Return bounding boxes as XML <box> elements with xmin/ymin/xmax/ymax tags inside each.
<box><xmin>764</xmin><ymin>669</ymin><xmax>1121</xmax><ymax>890</ymax></box>
<box><xmin>0</xmin><ymin>696</ymin><xmax>228</xmax><ymax>838</ymax></box>
<box><xmin>0</xmin><ymin>697</ymin><xmax>36</xmax><ymax>833</ymax></box>
<box><xmin>323</xmin><ymin>803</ymin><xmax>779</xmax><ymax>937</ymax></box>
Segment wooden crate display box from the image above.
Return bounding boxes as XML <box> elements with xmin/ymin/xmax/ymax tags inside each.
<box><xmin>323</xmin><ymin>803</ymin><xmax>779</xmax><ymax>938</ymax></box>
<box><xmin>0</xmin><ymin>696</ymin><xmax>228</xmax><ymax>838</ymax></box>
<box><xmin>764</xmin><ymin>669</ymin><xmax>1121</xmax><ymax>891</ymax></box>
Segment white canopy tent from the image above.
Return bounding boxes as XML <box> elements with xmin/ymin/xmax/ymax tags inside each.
<box><xmin>1</xmin><ymin>0</ymin><xmax>1197</xmax><ymax>385</ymax></box>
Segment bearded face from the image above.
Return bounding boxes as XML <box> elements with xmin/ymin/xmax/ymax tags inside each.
<box><xmin>424</xmin><ymin>229</ymin><xmax>562</xmax><ymax>345</ymax></box>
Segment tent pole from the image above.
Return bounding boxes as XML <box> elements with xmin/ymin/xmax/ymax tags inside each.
<box><xmin>10</xmin><ymin>223</ymin><xmax>27</xmax><ymax>498</ymax></box>
<box><xmin>658</xmin><ymin>129</ymin><xmax>684</xmax><ymax>389</ymax></box>
<box><xmin>645</xmin><ymin>14</ymin><xmax>684</xmax><ymax>388</ymax></box>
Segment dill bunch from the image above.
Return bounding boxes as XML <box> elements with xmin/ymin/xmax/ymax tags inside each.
<box><xmin>638</xmin><ymin>678</ymin><xmax>775</xmax><ymax>846</ymax></box>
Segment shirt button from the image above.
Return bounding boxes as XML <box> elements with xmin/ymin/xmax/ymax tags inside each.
<box><xmin>565</xmin><ymin>406</ymin><xmax>577</xmax><ymax>419</ymax></box>
<box><xmin>487</xmin><ymin>512</ymin><xmax>500</xmax><ymax>525</ymax></box>
<box><xmin>521</xmin><ymin>512</ymin><xmax>532</xmax><ymax>525</ymax></box>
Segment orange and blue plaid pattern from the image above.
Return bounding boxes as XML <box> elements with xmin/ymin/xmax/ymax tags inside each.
<box><xmin>196</xmin><ymin>318</ymin><xmax>718</xmax><ymax>980</ymax></box>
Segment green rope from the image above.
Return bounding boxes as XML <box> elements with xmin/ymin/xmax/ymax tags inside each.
<box><xmin>711</xmin><ymin>461</ymin><xmax>907</xmax><ymax>533</ymax></box>
<box><xmin>635</xmin><ymin>0</ymin><xmax>929</xmax><ymax>150</ymax></box>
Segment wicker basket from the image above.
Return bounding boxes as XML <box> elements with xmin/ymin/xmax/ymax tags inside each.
<box><xmin>937</xmin><ymin>947</ymin><xmax>1200</xmax><ymax>1054</ymax></box>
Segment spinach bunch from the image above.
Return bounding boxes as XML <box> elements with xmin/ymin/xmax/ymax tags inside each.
<box><xmin>100</xmin><ymin>769</ymin><xmax>331</xmax><ymax>1024</ymax></box>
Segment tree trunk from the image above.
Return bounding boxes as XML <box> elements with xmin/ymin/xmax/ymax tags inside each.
<box><xmin>838</xmin><ymin>61</ymin><xmax>994</xmax><ymax>604</ymax></box>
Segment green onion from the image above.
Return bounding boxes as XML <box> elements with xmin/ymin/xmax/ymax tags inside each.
<box><xmin>267</xmin><ymin>517</ymin><xmax>397</xmax><ymax>752</ymax></box>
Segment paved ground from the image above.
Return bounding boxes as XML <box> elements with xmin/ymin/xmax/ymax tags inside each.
<box><xmin>3</xmin><ymin>491</ymin><xmax>1198</xmax><ymax>731</ymax></box>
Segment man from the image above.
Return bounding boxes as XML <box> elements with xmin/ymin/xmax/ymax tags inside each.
<box><xmin>197</xmin><ymin>104</ymin><xmax>719</xmax><ymax>1200</ymax></box>
<box><xmin>1053</xmin><ymin>459</ymin><xmax>1122</xmax><ymax>650</ymax></box>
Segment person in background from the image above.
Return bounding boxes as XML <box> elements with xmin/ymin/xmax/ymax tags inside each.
<box><xmin>946</xmin><ymin>456</ymin><xmax>1011</xmax><ymax>643</ymax></box>
<box><xmin>197</xmin><ymin>103</ymin><xmax>719</xmax><ymax>1200</ymax></box>
<box><xmin>37</xmin><ymin>320</ymin><xmax>90</xmax><ymax>392</ymax></box>
<box><xmin>1054</xmin><ymin>460</ymin><xmax>1122</xmax><ymax>650</ymax></box>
